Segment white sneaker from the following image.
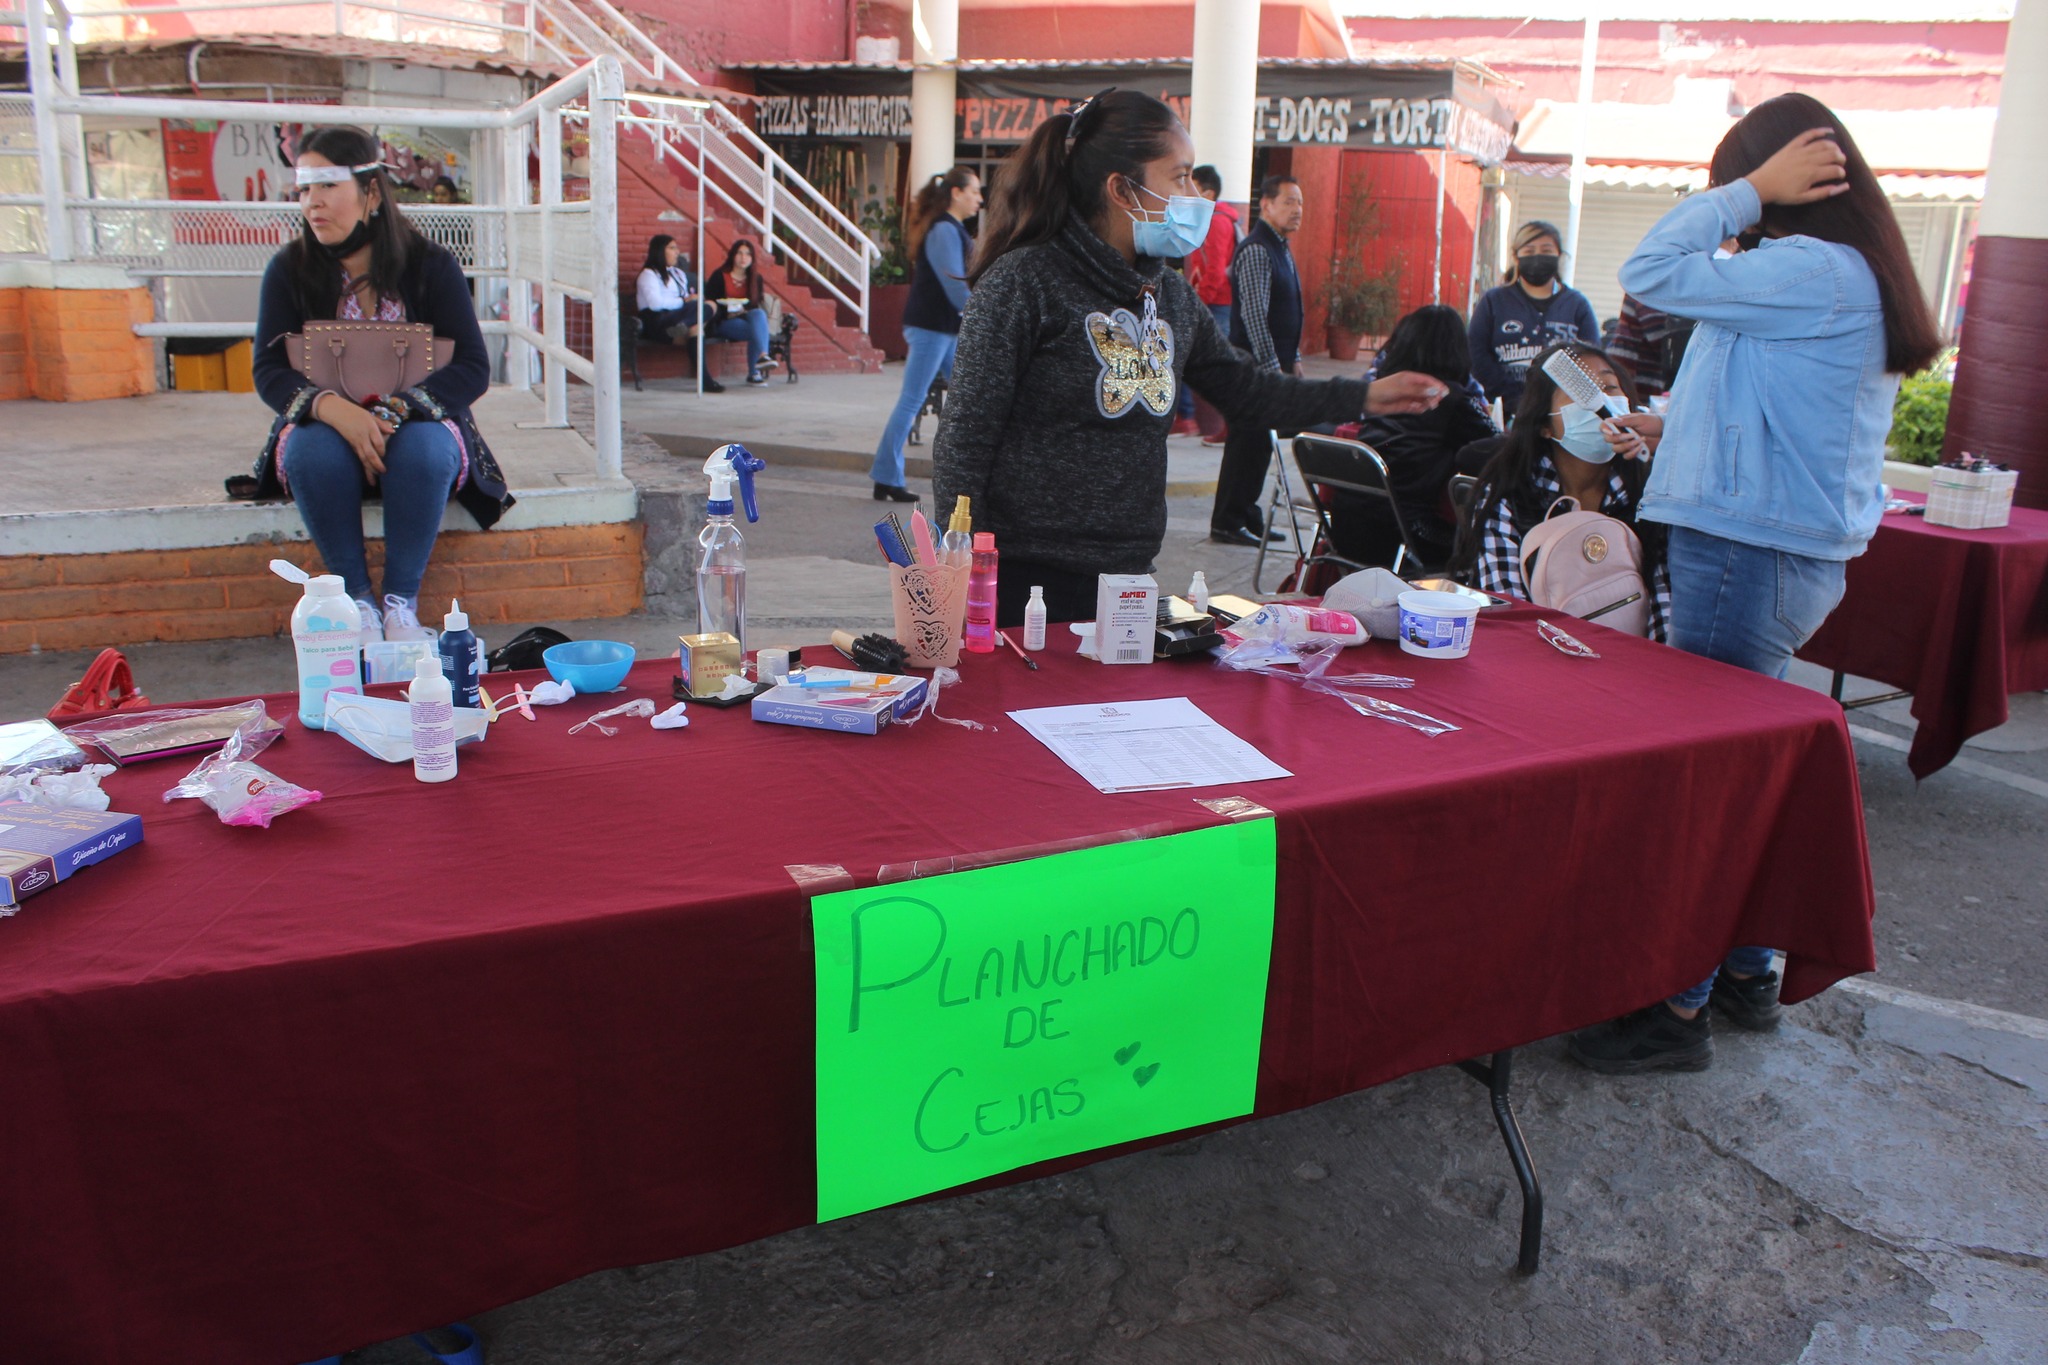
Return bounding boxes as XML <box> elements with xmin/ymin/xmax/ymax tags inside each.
<box><xmin>354</xmin><ymin>597</ymin><xmax>384</xmax><ymax>648</ymax></box>
<box><xmin>381</xmin><ymin>594</ymin><xmax>435</xmax><ymax>642</ymax></box>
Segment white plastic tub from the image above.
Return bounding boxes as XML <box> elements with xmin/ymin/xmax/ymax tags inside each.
<box><xmin>1396</xmin><ymin>589</ymin><xmax>1480</xmax><ymax>660</ymax></box>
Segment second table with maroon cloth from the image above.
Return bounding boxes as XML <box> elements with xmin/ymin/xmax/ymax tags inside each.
<box><xmin>1799</xmin><ymin>499</ymin><xmax>2048</xmax><ymax>777</ymax></box>
<box><xmin>0</xmin><ymin>605</ymin><xmax>1876</xmax><ymax>1364</ymax></box>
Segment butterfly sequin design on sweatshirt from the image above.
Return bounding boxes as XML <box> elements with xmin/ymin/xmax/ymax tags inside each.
<box><xmin>1084</xmin><ymin>294</ymin><xmax>1176</xmax><ymax>420</ymax></box>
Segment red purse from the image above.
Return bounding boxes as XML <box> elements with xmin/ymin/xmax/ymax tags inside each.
<box><xmin>47</xmin><ymin>648</ymin><xmax>151</xmax><ymax>722</ymax></box>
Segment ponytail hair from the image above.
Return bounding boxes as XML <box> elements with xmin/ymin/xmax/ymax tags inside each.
<box><xmin>907</xmin><ymin>165</ymin><xmax>977</xmax><ymax>262</ymax></box>
<box><xmin>970</xmin><ymin>88</ymin><xmax>1181</xmax><ymax>285</ymax></box>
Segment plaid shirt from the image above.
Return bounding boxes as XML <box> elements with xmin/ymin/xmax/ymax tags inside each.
<box><xmin>1474</xmin><ymin>453</ymin><xmax>1671</xmax><ymax>642</ymax></box>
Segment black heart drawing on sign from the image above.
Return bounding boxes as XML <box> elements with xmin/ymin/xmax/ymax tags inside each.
<box><xmin>1134</xmin><ymin>1063</ymin><xmax>1159</xmax><ymax>1087</ymax></box>
<box><xmin>1114</xmin><ymin>1042</ymin><xmax>1141</xmax><ymax>1066</ymax></box>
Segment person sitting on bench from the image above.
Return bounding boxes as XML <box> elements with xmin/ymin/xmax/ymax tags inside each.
<box><xmin>635</xmin><ymin>234</ymin><xmax>724</xmax><ymax>393</ymax></box>
<box><xmin>705</xmin><ymin>239</ymin><xmax>778</xmax><ymax>387</ymax></box>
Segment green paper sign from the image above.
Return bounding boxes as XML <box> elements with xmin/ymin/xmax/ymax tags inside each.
<box><xmin>812</xmin><ymin>819</ymin><xmax>1277</xmax><ymax>1222</ymax></box>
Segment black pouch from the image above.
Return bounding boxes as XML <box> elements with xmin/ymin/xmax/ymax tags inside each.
<box><xmin>487</xmin><ymin>627</ymin><xmax>572</xmax><ymax>673</ymax></box>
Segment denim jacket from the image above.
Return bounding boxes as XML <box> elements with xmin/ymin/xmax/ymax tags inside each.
<box><xmin>1619</xmin><ymin>179</ymin><xmax>1898</xmax><ymax>561</ymax></box>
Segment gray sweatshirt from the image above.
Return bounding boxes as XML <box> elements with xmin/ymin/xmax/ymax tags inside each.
<box><xmin>932</xmin><ymin>219</ymin><xmax>1371</xmax><ymax>576</ymax></box>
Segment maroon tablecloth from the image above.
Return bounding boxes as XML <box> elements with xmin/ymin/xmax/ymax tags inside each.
<box><xmin>1800</xmin><ymin>500</ymin><xmax>2048</xmax><ymax>777</ymax></box>
<box><xmin>0</xmin><ymin>607</ymin><xmax>1875</xmax><ymax>1363</ymax></box>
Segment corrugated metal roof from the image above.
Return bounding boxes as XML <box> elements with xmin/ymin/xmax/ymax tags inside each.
<box><xmin>729</xmin><ymin>54</ymin><xmax>1510</xmax><ymax>82</ymax></box>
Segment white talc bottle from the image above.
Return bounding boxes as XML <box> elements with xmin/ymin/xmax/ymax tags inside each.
<box><xmin>291</xmin><ymin>574</ymin><xmax>361</xmax><ymax>730</ymax></box>
<box><xmin>1023</xmin><ymin>585</ymin><xmax>1047</xmax><ymax>651</ymax></box>
<box><xmin>408</xmin><ymin>655</ymin><xmax>456</xmax><ymax>783</ymax></box>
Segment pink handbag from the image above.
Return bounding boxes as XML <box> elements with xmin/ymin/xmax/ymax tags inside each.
<box><xmin>285</xmin><ymin>321</ymin><xmax>452</xmax><ymax>402</ymax></box>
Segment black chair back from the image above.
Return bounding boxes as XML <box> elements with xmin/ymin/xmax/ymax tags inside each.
<box><xmin>1291</xmin><ymin>433</ymin><xmax>1434</xmax><ymax>577</ymax></box>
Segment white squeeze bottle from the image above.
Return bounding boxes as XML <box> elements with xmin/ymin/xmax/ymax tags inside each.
<box><xmin>290</xmin><ymin>574</ymin><xmax>362</xmax><ymax>730</ymax></box>
<box><xmin>408</xmin><ymin>655</ymin><xmax>456</xmax><ymax>783</ymax></box>
<box><xmin>1023</xmin><ymin>585</ymin><xmax>1047</xmax><ymax>651</ymax></box>
<box><xmin>1188</xmin><ymin>570</ymin><xmax>1210</xmax><ymax>614</ymax></box>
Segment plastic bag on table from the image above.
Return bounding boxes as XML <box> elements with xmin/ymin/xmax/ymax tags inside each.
<box><xmin>163</xmin><ymin>720</ymin><xmax>321</xmax><ymax>828</ymax></box>
<box><xmin>61</xmin><ymin>700</ymin><xmax>282</xmax><ymax>764</ymax></box>
<box><xmin>1216</xmin><ymin>636</ymin><xmax>1412</xmax><ymax>689</ymax></box>
<box><xmin>0</xmin><ymin>763</ymin><xmax>117</xmax><ymax>811</ymax></box>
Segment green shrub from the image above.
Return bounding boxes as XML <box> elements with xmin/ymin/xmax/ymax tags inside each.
<box><xmin>1889</xmin><ymin>356</ymin><xmax>1954</xmax><ymax>467</ymax></box>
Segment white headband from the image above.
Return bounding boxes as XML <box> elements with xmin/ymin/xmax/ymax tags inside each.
<box><xmin>294</xmin><ymin>161</ymin><xmax>384</xmax><ymax>186</ymax></box>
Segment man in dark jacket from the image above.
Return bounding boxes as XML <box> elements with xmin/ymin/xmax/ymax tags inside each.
<box><xmin>1209</xmin><ymin>174</ymin><xmax>1305</xmax><ymax>545</ymax></box>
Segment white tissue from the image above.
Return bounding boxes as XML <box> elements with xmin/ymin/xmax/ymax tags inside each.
<box><xmin>0</xmin><ymin>763</ymin><xmax>116</xmax><ymax>811</ymax></box>
<box><xmin>650</xmin><ymin>702</ymin><xmax>690</xmax><ymax>730</ymax></box>
<box><xmin>528</xmin><ymin>680</ymin><xmax>577</xmax><ymax>705</ymax></box>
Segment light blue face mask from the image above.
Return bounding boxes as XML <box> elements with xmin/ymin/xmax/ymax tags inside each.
<box><xmin>1555</xmin><ymin>402</ymin><xmax>1615</xmax><ymax>464</ymax></box>
<box><xmin>1125</xmin><ymin>181</ymin><xmax>1216</xmax><ymax>259</ymax></box>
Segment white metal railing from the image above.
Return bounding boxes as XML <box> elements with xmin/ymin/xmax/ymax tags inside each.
<box><xmin>10</xmin><ymin>7</ymin><xmax>625</xmax><ymax>478</ymax></box>
<box><xmin>6</xmin><ymin>0</ymin><xmax>879</xmax><ymax>404</ymax></box>
<box><xmin>619</xmin><ymin>100</ymin><xmax>879</xmax><ymax>334</ymax></box>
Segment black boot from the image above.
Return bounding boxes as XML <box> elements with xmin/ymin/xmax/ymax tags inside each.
<box><xmin>873</xmin><ymin>483</ymin><xmax>919</xmax><ymax>502</ymax></box>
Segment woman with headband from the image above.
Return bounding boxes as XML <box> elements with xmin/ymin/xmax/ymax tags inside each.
<box><xmin>250</xmin><ymin>125</ymin><xmax>507</xmax><ymax>645</ymax></box>
<box><xmin>931</xmin><ymin>89</ymin><xmax>1446</xmax><ymax>626</ymax></box>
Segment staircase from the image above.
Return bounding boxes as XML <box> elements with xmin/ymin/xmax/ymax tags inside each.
<box><xmin>616</xmin><ymin>139</ymin><xmax>883</xmax><ymax>376</ymax></box>
<box><xmin>528</xmin><ymin>0</ymin><xmax>883</xmax><ymax>373</ymax></box>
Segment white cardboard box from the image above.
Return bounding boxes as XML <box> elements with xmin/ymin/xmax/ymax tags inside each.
<box><xmin>1094</xmin><ymin>573</ymin><xmax>1157</xmax><ymax>665</ymax></box>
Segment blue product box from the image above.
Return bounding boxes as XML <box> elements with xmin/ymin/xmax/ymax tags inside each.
<box><xmin>0</xmin><ymin>804</ymin><xmax>144</xmax><ymax>907</ymax></box>
<box><xmin>750</xmin><ymin>672</ymin><xmax>929</xmax><ymax>735</ymax></box>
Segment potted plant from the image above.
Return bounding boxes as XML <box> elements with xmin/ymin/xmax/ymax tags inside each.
<box><xmin>860</xmin><ymin>196</ymin><xmax>913</xmax><ymax>361</ymax></box>
<box><xmin>1321</xmin><ymin>181</ymin><xmax>1402</xmax><ymax>361</ymax></box>
<box><xmin>1324</xmin><ymin>262</ymin><xmax>1402</xmax><ymax>362</ymax></box>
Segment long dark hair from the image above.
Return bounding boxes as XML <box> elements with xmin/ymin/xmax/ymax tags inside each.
<box><xmin>716</xmin><ymin>238</ymin><xmax>764</xmax><ymax>306</ymax></box>
<box><xmin>642</xmin><ymin>233</ymin><xmax>683</xmax><ymax>276</ymax></box>
<box><xmin>1451</xmin><ymin>341</ymin><xmax>1660</xmax><ymax>581</ymax></box>
<box><xmin>1376</xmin><ymin>305</ymin><xmax>1470</xmax><ymax>390</ymax></box>
<box><xmin>1708</xmin><ymin>93</ymin><xmax>1941</xmax><ymax>374</ymax></box>
<box><xmin>969</xmin><ymin>89</ymin><xmax>1181</xmax><ymax>285</ymax></box>
<box><xmin>908</xmin><ymin>165</ymin><xmax>977</xmax><ymax>262</ymax></box>
<box><xmin>287</xmin><ymin>125</ymin><xmax>423</xmax><ymax>320</ymax></box>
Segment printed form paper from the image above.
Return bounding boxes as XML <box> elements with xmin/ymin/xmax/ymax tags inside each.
<box><xmin>1007</xmin><ymin>696</ymin><xmax>1292</xmax><ymax>794</ymax></box>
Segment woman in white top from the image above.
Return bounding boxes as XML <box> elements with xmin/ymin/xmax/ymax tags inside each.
<box><xmin>636</xmin><ymin>234</ymin><xmax>701</xmax><ymax>341</ymax></box>
<box><xmin>635</xmin><ymin>234</ymin><xmax>724</xmax><ymax>392</ymax></box>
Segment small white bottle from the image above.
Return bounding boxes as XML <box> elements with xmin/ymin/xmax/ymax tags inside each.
<box><xmin>408</xmin><ymin>655</ymin><xmax>456</xmax><ymax>783</ymax></box>
<box><xmin>1188</xmin><ymin>571</ymin><xmax>1210</xmax><ymax>615</ymax></box>
<box><xmin>1023</xmin><ymin>585</ymin><xmax>1047</xmax><ymax>651</ymax></box>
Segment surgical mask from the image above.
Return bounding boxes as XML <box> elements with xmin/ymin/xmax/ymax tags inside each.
<box><xmin>1125</xmin><ymin>181</ymin><xmax>1215</xmax><ymax>259</ymax></box>
<box><xmin>324</xmin><ymin>692</ymin><xmax>487</xmax><ymax>763</ymax></box>
<box><xmin>1516</xmin><ymin>253</ymin><xmax>1560</xmax><ymax>286</ymax></box>
<box><xmin>1554</xmin><ymin>402</ymin><xmax>1615</xmax><ymax>464</ymax></box>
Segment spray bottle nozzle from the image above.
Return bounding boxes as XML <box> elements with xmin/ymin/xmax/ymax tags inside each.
<box><xmin>704</xmin><ymin>443</ymin><xmax>767</xmax><ymax>523</ymax></box>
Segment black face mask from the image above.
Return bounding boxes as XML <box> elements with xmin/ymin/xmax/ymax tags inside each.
<box><xmin>318</xmin><ymin>217</ymin><xmax>375</xmax><ymax>259</ymax></box>
<box><xmin>1516</xmin><ymin>254</ymin><xmax>1560</xmax><ymax>286</ymax></box>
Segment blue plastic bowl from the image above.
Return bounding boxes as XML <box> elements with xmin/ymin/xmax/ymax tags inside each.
<box><xmin>542</xmin><ymin>640</ymin><xmax>635</xmax><ymax>694</ymax></box>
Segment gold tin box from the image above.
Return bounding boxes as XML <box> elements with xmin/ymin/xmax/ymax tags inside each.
<box><xmin>678</xmin><ymin>632</ymin><xmax>744</xmax><ymax>697</ymax></box>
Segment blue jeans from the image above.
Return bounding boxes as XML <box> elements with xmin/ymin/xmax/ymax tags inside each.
<box><xmin>871</xmin><ymin>325</ymin><xmax>958</xmax><ymax>486</ymax></box>
<box><xmin>282</xmin><ymin>419</ymin><xmax>461</xmax><ymax>601</ymax></box>
<box><xmin>1663</xmin><ymin>525</ymin><xmax>1848</xmax><ymax>1009</ymax></box>
<box><xmin>709</xmin><ymin>307</ymin><xmax>771</xmax><ymax>379</ymax></box>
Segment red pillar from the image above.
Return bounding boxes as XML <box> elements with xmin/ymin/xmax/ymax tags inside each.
<box><xmin>1943</xmin><ymin>0</ymin><xmax>2048</xmax><ymax>509</ymax></box>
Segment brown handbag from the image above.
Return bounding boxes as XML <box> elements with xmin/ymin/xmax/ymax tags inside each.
<box><xmin>285</xmin><ymin>321</ymin><xmax>453</xmax><ymax>402</ymax></box>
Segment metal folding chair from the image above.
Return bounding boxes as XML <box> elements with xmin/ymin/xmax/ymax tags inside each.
<box><xmin>1251</xmin><ymin>430</ymin><xmax>1321</xmax><ymax>594</ymax></box>
<box><xmin>1287</xmin><ymin>433</ymin><xmax>1440</xmax><ymax>583</ymax></box>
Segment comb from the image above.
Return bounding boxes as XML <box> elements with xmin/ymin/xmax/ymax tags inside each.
<box><xmin>1541</xmin><ymin>348</ymin><xmax>1649</xmax><ymax>459</ymax></box>
<box><xmin>1541</xmin><ymin>348</ymin><xmax>1626</xmax><ymax>418</ymax></box>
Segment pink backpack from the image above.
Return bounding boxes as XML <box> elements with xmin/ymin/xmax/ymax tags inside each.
<box><xmin>1519</xmin><ymin>497</ymin><xmax>1651</xmax><ymax>637</ymax></box>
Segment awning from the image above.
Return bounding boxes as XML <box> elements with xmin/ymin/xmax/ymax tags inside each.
<box><xmin>735</xmin><ymin>59</ymin><xmax>1519</xmax><ymax>163</ymax></box>
<box><xmin>1506</xmin><ymin>160</ymin><xmax>1983</xmax><ymax>203</ymax></box>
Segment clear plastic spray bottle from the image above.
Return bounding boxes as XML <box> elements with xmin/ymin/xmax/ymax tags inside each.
<box><xmin>699</xmin><ymin>443</ymin><xmax>767</xmax><ymax>650</ymax></box>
